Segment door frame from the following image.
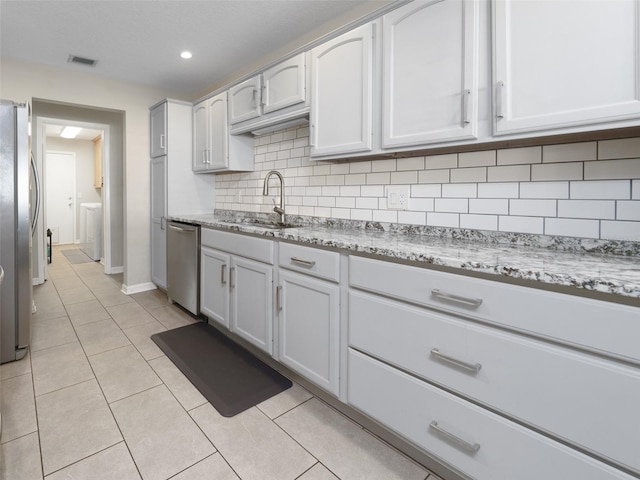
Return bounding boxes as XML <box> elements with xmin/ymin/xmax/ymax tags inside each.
<box><xmin>35</xmin><ymin>117</ymin><xmax>113</xmax><ymax>279</ymax></box>
<box><xmin>45</xmin><ymin>150</ymin><xmax>77</xmax><ymax>245</ymax></box>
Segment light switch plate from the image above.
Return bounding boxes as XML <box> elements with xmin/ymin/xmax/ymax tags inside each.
<box><xmin>386</xmin><ymin>186</ymin><xmax>410</xmax><ymax>210</ymax></box>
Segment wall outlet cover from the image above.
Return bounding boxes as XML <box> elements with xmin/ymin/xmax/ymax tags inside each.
<box><xmin>386</xmin><ymin>186</ymin><xmax>410</xmax><ymax>210</ymax></box>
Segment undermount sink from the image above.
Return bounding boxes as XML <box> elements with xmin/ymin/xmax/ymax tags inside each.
<box><xmin>217</xmin><ymin>220</ymin><xmax>297</xmax><ymax>230</ymax></box>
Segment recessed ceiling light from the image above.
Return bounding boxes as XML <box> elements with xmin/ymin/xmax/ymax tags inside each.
<box><xmin>180</xmin><ymin>51</ymin><xmax>193</xmax><ymax>59</ymax></box>
<box><xmin>60</xmin><ymin>126</ymin><xmax>82</xmax><ymax>139</ymax></box>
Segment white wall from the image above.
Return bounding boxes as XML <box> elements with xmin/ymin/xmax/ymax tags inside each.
<box><xmin>0</xmin><ymin>56</ymin><xmax>186</xmax><ymax>290</ymax></box>
<box><xmin>46</xmin><ymin>137</ymin><xmax>102</xmax><ymax>242</ymax></box>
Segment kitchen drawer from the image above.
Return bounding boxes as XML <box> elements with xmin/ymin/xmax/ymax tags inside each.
<box><xmin>348</xmin><ymin>349</ymin><xmax>636</xmax><ymax>480</ymax></box>
<box><xmin>349</xmin><ymin>255</ymin><xmax>640</xmax><ymax>362</ymax></box>
<box><xmin>349</xmin><ymin>291</ymin><xmax>640</xmax><ymax>473</ymax></box>
<box><xmin>279</xmin><ymin>242</ymin><xmax>340</xmax><ymax>282</ymax></box>
<box><xmin>202</xmin><ymin>228</ymin><xmax>273</xmax><ymax>264</ymax></box>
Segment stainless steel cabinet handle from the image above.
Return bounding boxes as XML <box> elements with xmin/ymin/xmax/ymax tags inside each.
<box><xmin>230</xmin><ymin>267</ymin><xmax>235</xmax><ymax>288</ymax></box>
<box><xmin>160</xmin><ymin>134</ymin><xmax>165</xmax><ymax>149</ymax></box>
<box><xmin>431</xmin><ymin>289</ymin><xmax>482</xmax><ymax>308</ymax></box>
<box><xmin>202</xmin><ymin>150</ymin><xmax>207</xmax><ymax>164</ymax></box>
<box><xmin>290</xmin><ymin>257</ymin><xmax>316</xmax><ymax>267</ymax></box>
<box><xmin>496</xmin><ymin>81</ymin><xmax>505</xmax><ymax>119</ymax></box>
<box><xmin>462</xmin><ymin>89</ymin><xmax>471</xmax><ymax>125</ymax></box>
<box><xmin>160</xmin><ymin>216</ymin><xmax>166</xmax><ymax>230</ymax></box>
<box><xmin>261</xmin><ymin>84</ymin><xmax>267</xmax><ymax>107</ymax></box>
<box><xmin>168</xmin><ymin>224</ymin><xmax>196</xmax><ymax>233</ymax></box>
<box><xmin>221</xmin><ymin>264</ymin><xmax>227</xmax><ymax>284</ymax></box>
<box><xmin>430</xmin><ymin>348</ymin><xmax>481</xmax><ymax>374</ymax></box>
<box><xmin>429</xmin><ymin>421</ymin><xmax>480</xmax><ymax>455</ymax></box>
<box><xmin>276</xmin><ymin>285</ymin><xmax>282</xmax><ymax>311</ymax></box>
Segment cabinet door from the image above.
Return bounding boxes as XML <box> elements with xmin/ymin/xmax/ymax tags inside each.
<box><xmin>494</xmin><ymin>0</ymin><xmax>640</xmax><ymax>135</ymax></box>
<box><xmin>207</xmin><ymin>92</ymin><xmax>230</xmax><ymax>170</ymax></box>
<box><xmin>229</xmin><ymin>76</ymin><xmax>262</xmax><ymax>125</ymax></box>
<box><xmin>310</xmin><ymin>23</ymin><xmax>373</xmax><ymax>157</ymax></box>
<box><xmin>201</xmin><ymin>247</ymin><xmax>231</xmax><ymax>328</ymax></box>
<box><xmin>263</xmin><ymin>53</ymin><xmax>306</xmax><ymax>114</ymax></box>
<box><xmin>150</xmin><ymin>156</ymin><xmax>166</xmax><ymax>288</ymax></box>
<box><xmin>92</xmin><ymin>135</ymin><xmax>102</xmax><ymax>188</ymax></box>
<box><xmin>382</xmin><ymin>0</ymin><xmax>478</xmax><ymax>148</ymax></box>
<box><xmin>150</xmin><ymin>102</ymin><xmax>167</xmax><ymax>158</ymax></box>
<box><xmin>231</xmin><ymin>256</ymin><xmax>273</xmax><ymax>354</ymax></box>
<box><xmin>278</xmin><ymin>270</ymin><xmax>340</xmax><ymax>395</ymax></box>
<box><xmin>192</xmin><ymin>100</ymin><xmax>209</xmax><ymax>172</ymax></box>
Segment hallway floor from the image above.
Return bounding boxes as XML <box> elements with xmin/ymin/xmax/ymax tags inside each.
<box><xmin>0</xmin><ymin>245</ymin><xmax>438</xmax><ymax>480</ymax></box>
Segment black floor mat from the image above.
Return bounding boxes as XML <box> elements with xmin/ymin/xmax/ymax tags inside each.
<box><xmin>151</xmin><ymin>322</ymin><xmax>292</xmax><ymax>417</ymax></box>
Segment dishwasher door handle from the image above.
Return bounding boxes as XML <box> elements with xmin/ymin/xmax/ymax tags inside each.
<box><xmin>168</xmin><ymin>224</ymin><xmax>197</xmax><ymax>233</ymax></box>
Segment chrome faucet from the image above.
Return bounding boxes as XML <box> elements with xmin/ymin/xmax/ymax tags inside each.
<box><xmin>262</xmin><ymin>170</ymin><xmax>285</xmax><ymax>224</ymax></box>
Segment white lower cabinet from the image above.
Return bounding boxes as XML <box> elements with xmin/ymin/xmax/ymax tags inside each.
<box><xmin>278</xmin><ymin>270</ymin><xmax>340</xmax><ymax>395</ymax></box>
<box><xmin>348</xmin><ymin>349</ymin><xmax>635</xmax><ymax>480</ymax></box>
<box><xmin>200</xmin><ymin>246</ymin><xmax>230</xmax><ymax>328</ymax></box>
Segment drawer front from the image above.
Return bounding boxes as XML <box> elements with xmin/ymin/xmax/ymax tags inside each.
<box><xmin>279</xmin><ymin>242</ymin><xmax>340</xmax><ymax>282</ymax></box>
<box><xmin>349</xmin><ymin>291</ymin><xmax>640</xmax><ymax>473</ymax></box>
<box><xmin>348</xmin><ymin>350</ymin><xmax>635</xmax><ymax>480</ymax></box>
<box><xmin>349</xmin><ymin>255</ymin><xmax>640</xmax><ymax>362</ymax></box>
<box><xmin>202</xmin><ymin>228</ymin><xmax>273</xmax><ymax>264</ymax></box>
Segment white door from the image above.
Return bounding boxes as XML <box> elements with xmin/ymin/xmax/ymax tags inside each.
<box><xmin>192</xmin><ymin>101</ymin><xmax>209</xmax><ymax>172</ymax></box>
<box><xmin>207</xmin><ymin>92</ymin><xmax>229</xmax><ymax>170</ymax></box>
<box><xmin>310</xmin><ymin>23</ymin><xmax>374</xmax><ymax>157</ymax></box>
<box><xmin>150</xmin><ymin>102</ymin><xmax>167</xmax><ymax>158</ymax></box>
<box><xmin>493</xmin><ymin>0</ymin><xmax>640</xmax><ymax>135</ymax></box>
<box><xmin>382</xmin><ymin>0</ymin><xmax>479</xmax><ymax>148</ymax></box>
<box><xmin>263</xmin><ymin>53</ymin><xmax>307</xmax><ymax>114</ymax></box>
<box><xmin>200</xmin><ymin>247</ymin><xmax>231</xmax><ymax>328</ymax></box>
<box><xmin>229</xmin><ymin>75</ymin><xmax>262</xmax><ymax>124</ymax></box>
<box><xmin>45</xmin><ymin>151</ymin><xmax>76</xmax><ymax>245</ymax></box>
<box><xmin>150</xmin><ymin>156</ymin><xmax>166</xmax><ymax>288</ymax></box>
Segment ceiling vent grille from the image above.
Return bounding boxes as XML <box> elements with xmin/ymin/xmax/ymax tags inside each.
<box><xmin>68</xmin><ymin>54</ymin><xmax>98</xmax><ymax>67</ymax></box>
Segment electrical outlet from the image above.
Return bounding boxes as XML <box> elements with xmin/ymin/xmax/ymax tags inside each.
<box><xmin>386</xmin><ymin>186</ymin><xmax>410</xmax><ymax>210</ymax></box>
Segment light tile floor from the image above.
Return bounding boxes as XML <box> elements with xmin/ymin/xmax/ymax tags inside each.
<box><xmin>0</xmin><ymin>245</ymin><xmax>439</xmax><ymax>480</ymax></box>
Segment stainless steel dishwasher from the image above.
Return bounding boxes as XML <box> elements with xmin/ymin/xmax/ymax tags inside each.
<box><xmin>167</xmin><ymin>221</ymin><xmax>200</xmax><ymax>315</ymax></box>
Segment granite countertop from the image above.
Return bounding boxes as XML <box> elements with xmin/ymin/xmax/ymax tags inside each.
<box><xmin>168</xmin><ymin>212</ymin><xmax>640</xmax><ymax>303</ymax></box>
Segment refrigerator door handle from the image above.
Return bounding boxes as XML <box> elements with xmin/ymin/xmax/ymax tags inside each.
<box><xmin>31</xmin><ymin>153</ymin><xmax>40</xmax><ymax>232</ymax></box>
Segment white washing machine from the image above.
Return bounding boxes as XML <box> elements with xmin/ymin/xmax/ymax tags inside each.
<box><xmin>80</xmin><ymin>203</ymin><xmax>102</xmax><ymax>261</ymax></box>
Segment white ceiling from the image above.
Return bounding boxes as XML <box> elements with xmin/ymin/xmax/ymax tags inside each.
<box><xmin>0</xmin><ymin>0</ymin><xmax>391</xmax><ymax>96</ymax></box>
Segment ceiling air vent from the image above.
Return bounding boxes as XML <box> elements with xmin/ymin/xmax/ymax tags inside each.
<box><xmin>68</xmin><ymin>54</ymin><xmax>98</xmax><ymax>67</ymax></box>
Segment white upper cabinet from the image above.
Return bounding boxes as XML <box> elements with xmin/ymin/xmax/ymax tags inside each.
<box><xmin>493</xmin><ymin>0</ymin><xmax>640</xmax><ymax>136</ymax></box>
<box><xmin>193</xmin><ymin>92</ymin><xmax>253</xmax><ymax>172</ymax></box>
<box><xmin>229</xmin><ymin>75</ymin><xmax>262</xmax><ymax>125</ymax></box>
<box><xmin>150</xmin><ymin>102</ymin><xmax>167</xmax><ymax>157</ymax></box>
<box><xmin>310</xmin><ymin>23</ymin><xmax>374</xmax><ymax>158</ymax></box>
<box><xmin>382</xmin><ymin>0</ymin><xmax>479</xmax><ymax>148</ymax></box>
<box><xmin>228</xmin><ymin>53</ymin><xmax>308</xmax><ymax>133</ymax></box>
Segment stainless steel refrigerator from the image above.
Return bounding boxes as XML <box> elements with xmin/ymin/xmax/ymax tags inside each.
<box><xmin>0</xmin><ymin>100</ymin><xmax>37</xmax><ymax>364</ymax></box>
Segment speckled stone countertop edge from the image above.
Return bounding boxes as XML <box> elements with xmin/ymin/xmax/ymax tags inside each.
<box><xmin>168</xmin><ymin>212</ymin><xmax>640</xmax><ymax>302</ymax></box>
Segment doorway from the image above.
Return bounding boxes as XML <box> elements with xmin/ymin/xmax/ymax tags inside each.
<box><xmin>45</xmin><ymin>151</ymin><xmax>76</xmax><ymax>245</ymax></box>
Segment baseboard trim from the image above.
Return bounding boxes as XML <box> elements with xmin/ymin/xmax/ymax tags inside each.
<box><xmin>121</xmin><ymin>282</ymin><xmax>157</xmax><ymax>295</ymax></box>
<box><xmin>108</xmin><ymin>266</ymin><xmax>124</xmax><ymax>274</ymax></box>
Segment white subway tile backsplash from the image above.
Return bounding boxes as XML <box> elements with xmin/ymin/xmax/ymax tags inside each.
<box><xmin>601</xmin><ymin>220</ymin><xmax>640</xmax><ymax>241</ymax></box>
<box><xmin>531</xmin><ymin>162</ymin><xmax>583</xmax><ymax>181</ymax></box>
<box><xmin>398</xmin><ymin>211</ymin><xmax>426</xmax><ymax>225</ymax></box>
<box><xmin>217</xmin><ymin>127</ymin><xmax>640</xmax><ymax>241</ymax></box>
<box><xmin>598</xmin><ymin>137</ymin><xmax>640</xmax><ymax>159</ymax></box>
<box><xmin>371</xmin><ymin>159</ymin><xmax>397</xmax><ymax>173</ymax></box>
<box><xmin>477</xmin><ymin>182</ymin><xmax>519</xmax><ymax>198</ymax></box>
<box><xmin>570</xmin><ymin>180</ymin><xmax>631</xmax><ymax>199</ymax></box>
<box><xmin>397</xmin><ymin>157</ymin><xmax>425</xmax><ymax>171</ymax></box>
<box><xmin>497</xmin><ymin>146</ymin><xmax>541</xmax><ymax>165</ymax></box>
<box><xmin>418</xmin><ymin>169</ymin><xmax>450</xmax><ymax>184</ymax></box>
<box><xmin>584</xmin><ymin>158</ymin><xmax>640</xmax><ymax>180</ymax></box>
<box><xmin>558</xmin><ymin>200</ymin><xmax>615</xmax><ymax>220</ymax></box>
<box><xmin>617</xmin><ymin>201</ymin><xmax>640</xmax><ymax>221</ymax></box>
<box><xmin>412</xmin><ymin>184</ymin><xmax>441</xmax><ymax>198</ymax></box>
<box><xmin>545</xmin><ymin>218</ymin><xmax>600</xmax><ymax>238</ymax></box>
<box><xmin>442</xmin><ymin>183</ymin><xmax>477</xmax><ymax>198</ymax></box>
<box><xmin>435</xmin><ymin>198</ymin><xmax>468</xmax><ymax>213</ymax></box>
<box><xmin>509</xmin><ymin>199</ymin><xmax>556</xmax><ymax>217</ymax></box>
<box><xmin>499</xmin><ymin>216</ymin><xmax>544</xmax><ymax>234</ymax></box>
<box><xmin>460</xmin><ymin>214</ymin><xmax>498</xmax><ymax>231</ymax></box>
<box><xmin>543</xmin><ymin>142</ymin><xmax>596</xmax><ymax>163</ymax></box>
<box><xmin>425</xmin><ymin>154</ymin><xmax>457</xmax><ymax>170</ymax></box>
<box><xmin>487</xmin><ymin>164</ymin><xmax>531</xmax><ymax>182</ymax></box>
<box><xmin>520</xmin><ymin>181</ymin><xmax>569</xmax><ymax>199</ymax></box>
<box><xmin>459</xmin><ymin>150</ymin><xmax>495</xmax><ymax>167</ymax></box>
<box><xmin>469</xmin><ymin>199</ymin><xmax>509</xmax><ymax>215</ymax></box>
<box><xmin>427</xmin><ymin>212</ymin><xmax>459</xmax><ymax>228</ymax></box>
<box><xmin>450</xmin><ymin>167</ymin><xmax>486</xmax><ymax>183</ymax></box>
